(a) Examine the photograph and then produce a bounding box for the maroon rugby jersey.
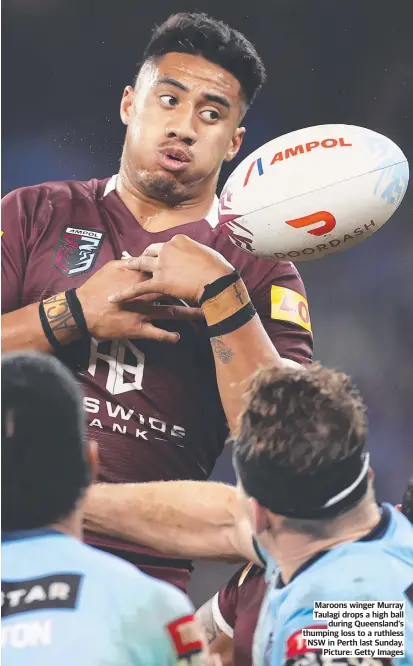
[1,176,313,589]
[213,563,266,666]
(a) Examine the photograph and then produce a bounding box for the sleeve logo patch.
[167,614,204,657]
[286,626,328,658]
[271,286,311,332]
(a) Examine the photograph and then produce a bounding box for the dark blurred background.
[3,0,413,606]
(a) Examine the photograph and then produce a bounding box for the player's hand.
[76,259,202,344]
[108,235,235,304]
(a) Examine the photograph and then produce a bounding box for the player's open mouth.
[158,147,192,172]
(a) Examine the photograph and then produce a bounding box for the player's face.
[120,52,246,204]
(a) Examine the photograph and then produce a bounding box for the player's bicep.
[252,263,313,365]
[1,189,31,313]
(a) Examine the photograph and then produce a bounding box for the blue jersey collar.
[276,504,391,588]
[2,527,66,543]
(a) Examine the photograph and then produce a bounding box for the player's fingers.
[108,278,160,303]
[126,255,157,273]
[147,305,204,321]
[141,243,164,257]
[138,322,180,344]
[131,292,164,303]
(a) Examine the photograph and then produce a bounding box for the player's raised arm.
[84,480,260,565]
[110,234,299,432]
[0,188,75,353]
[1,189,200,354]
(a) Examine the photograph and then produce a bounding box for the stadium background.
[3,0,412,607]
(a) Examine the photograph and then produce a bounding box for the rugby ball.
[218,124,409,260]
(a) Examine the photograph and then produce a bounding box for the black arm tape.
[207,301,256,337]
[200,270,241,305]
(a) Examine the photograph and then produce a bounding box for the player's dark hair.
[237,363,367,472]
[234,363,369,528]
[141,12,266,107]
[2,352,91,531]
[401,475,413,524]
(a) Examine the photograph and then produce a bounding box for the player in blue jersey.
[400,476,413,524]
[1,352,210,666]
[84,364,413,666]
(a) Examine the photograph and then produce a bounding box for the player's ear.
[120,86,135,126]
[87,439,99,482]
[224,127,246,162]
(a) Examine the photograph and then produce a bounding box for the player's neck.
[267,501,381,584]
[116,170,216,232]
[50,509,84,541]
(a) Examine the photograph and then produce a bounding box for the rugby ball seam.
[225,159,407,219]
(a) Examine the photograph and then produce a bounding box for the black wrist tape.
[65,289,89,339]
[200,270,241,305]
[207,302,257,337]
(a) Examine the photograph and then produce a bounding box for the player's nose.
[165,109,198,146]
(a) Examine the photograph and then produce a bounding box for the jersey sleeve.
[1,187,38,313]
[212,565,245,637]
[124,575,207,666]
[251,261,313,365]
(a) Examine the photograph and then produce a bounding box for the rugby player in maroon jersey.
[1,13,312,590]
[197,563,266,666]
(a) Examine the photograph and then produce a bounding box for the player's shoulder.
[2,177,109,209]
[288,508,413,607]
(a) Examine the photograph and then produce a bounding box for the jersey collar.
[276,504,391,588]
[2,527,66,543]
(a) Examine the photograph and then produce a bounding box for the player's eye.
[160,94,178,107]
[200,108,220,122]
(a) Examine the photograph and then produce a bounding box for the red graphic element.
[55,233,78,271]
[218,185,254,251]
[167,615,203,656]
[280,293,310,325]
[285,211,336,236]
[286,625,328,658]
[243,160,257,187]
[298,301,310,324]
[224,219,254,253]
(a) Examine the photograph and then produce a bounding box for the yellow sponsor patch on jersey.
[271,286,311,331]
[0,231,3,237]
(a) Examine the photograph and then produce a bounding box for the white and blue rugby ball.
[218,124,409,260]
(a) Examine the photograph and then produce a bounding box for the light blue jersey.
[2,528,203,666]
[253,504,413,666]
